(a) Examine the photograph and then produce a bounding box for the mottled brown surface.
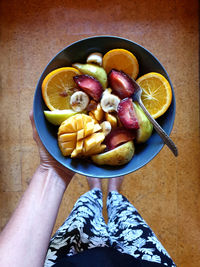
[0,0,199,266]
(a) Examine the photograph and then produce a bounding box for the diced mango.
[94,132,105,145]
[84,132,105,152]
[77,129,85,140]
[76,140,84,154]
[58,133,77,142]
[58,122,75,135]
[70,118,77,131]
[58,146,74,156]
[105,113,117,128]
[58,114,105,158]
[60,140,76,149]
[84,121,95,137]
[75,114,84,131]
[71,149,79,158]
[92,104,104,122]
[71,140,84,158]
[89,112,98,124]
[84,144,106,156]
[84,135,97,152]
[93,124,102,133]
[83,114,93,125]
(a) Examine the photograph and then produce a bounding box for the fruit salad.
[42,49,172,166]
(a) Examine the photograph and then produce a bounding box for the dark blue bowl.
[33,36,176,178]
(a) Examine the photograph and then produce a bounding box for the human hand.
[29,110,74,181]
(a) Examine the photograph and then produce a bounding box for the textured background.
[0,0,199,266]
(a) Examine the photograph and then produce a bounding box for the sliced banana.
[102,88,112,97]
[70,91,89,112]
[100,121,111,136]
[86,52,103,66]
[100,93,120,113]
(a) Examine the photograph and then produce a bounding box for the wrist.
[37,165,73,191]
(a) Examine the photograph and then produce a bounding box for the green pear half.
[133,102,153,143]
[73,63,107,89]
[44,110,77,125]
[91,141,134,166]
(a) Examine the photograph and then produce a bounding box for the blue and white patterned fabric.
[45,189,176,267]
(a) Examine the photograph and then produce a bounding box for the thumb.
[29,110,42,146]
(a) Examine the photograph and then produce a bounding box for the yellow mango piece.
[71,119,77,131]
[71,139,84,158]
[83,114,93,125]
[94,132,105,145]
[89,112,98,124]
[84,137,96,152]
[93,123,102,133]
[92,104,104,121]
[75,114,84,131]
[84,121,95,137]
[58,114,105,158]
[76,140,84,154]
[71,149,79,158]
[58,145,74,156]
[58,122,75,135]
[84,144,106,156]
[60,140,76,149]
[84,132,105,152]
[64,148,74,156]
[77,129,85,140]
[58,133,77,142]
[105,113,117,128]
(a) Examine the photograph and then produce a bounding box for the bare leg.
[45,178,108,266]
[106,177,176,266]
[87,177,102,190]
[108,176,124,193]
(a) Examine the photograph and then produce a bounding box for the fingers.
[29,110,75,178]
[29,109,34,121]
[29,110,41,144]
[29,110,36,131]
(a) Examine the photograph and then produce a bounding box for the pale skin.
[0,111,123,267]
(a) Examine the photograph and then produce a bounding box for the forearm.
[0,165,72,267]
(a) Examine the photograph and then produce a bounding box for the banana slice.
[70,91,89,112]
[102,88,112,97]
[86,52,103,66]
[100,121,111,136]
[100,93,120,113]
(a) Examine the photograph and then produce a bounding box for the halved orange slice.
[42,67,81,110]
[136,72,172,119]
[102,49,139,79]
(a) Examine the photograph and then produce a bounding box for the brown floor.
[0,0,199,266]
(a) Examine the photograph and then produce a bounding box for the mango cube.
[91,104,104,122]
[84,144,106,156]
[84,121,95,137]
[75,114,84,131]
[105,113,118,128]
[77,129,85,140]
[89,112,98,123]
[58,133,77,142]
[58,114,106,158]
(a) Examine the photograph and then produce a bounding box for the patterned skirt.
[45,189,176,267]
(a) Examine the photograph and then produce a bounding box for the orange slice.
[102,49,139,79]
[42,67,81,110]
[136,72,172,119]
